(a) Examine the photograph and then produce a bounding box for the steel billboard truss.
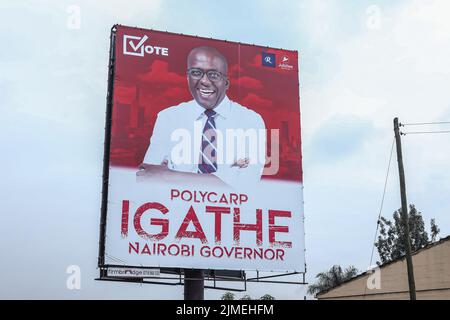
[97,24,307,292]
[97,265,307,292]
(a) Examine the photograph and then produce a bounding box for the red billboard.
[100,25,304,272]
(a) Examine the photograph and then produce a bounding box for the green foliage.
[220,292,235,300]
[375,204,440,264]
[431,218,440,242]
[220,292,276,300]
[259,294,275,300]
[307,265,359,296]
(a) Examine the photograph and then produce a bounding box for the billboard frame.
[97,24,307,289]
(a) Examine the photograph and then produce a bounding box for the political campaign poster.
[100,24,304,272]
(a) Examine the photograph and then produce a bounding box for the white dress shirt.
[143,96,266,187]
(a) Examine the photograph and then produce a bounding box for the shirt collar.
[194,95,231,120]
[213,95,231,119]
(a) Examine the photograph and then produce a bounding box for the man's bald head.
[187,46,228,74]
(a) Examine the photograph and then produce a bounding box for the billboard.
[99,25,304,273]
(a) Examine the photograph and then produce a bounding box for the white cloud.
[299,0,450,289]
[90,0,162,21]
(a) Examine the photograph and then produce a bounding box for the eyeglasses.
[187,68,227,82]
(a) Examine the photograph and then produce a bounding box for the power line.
[364,119,446,298]
[403,130,450,135]
[402,121,450,126]
[365,137,395,297]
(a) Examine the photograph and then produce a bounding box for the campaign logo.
[278,54,294,71]
[123,34,169,57]
[262,52,276,67]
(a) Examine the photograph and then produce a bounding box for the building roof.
[316,235,450,297]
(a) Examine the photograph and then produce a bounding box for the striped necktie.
[198,109,218,174]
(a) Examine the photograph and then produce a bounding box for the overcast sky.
[1,0,450,299]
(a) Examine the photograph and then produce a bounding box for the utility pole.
[393,117,417,300]
[184,269,204,300]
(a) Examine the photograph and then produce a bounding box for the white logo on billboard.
[278,55,294,71]
[123,34,169,57]
[264,56,272,64]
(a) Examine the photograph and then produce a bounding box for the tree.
[307,265,359,296]
[430,218,440,243]
[259,294,275,300]
[220,292,276,300]
[375,204,440,264]
[220,292,235,300]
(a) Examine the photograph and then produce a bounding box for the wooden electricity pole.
[393,117,417,300]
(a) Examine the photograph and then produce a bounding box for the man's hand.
[137,163,226,186]
[137,164,168,178]
[232,158,250,168]
[138,160,168,171]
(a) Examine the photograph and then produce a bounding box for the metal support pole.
[98,25,117,277]
[393,117,417,300]
[184,269,204,300]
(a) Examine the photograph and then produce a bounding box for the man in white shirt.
[139,46,266,188]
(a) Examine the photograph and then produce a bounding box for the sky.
[1,0,450,299]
